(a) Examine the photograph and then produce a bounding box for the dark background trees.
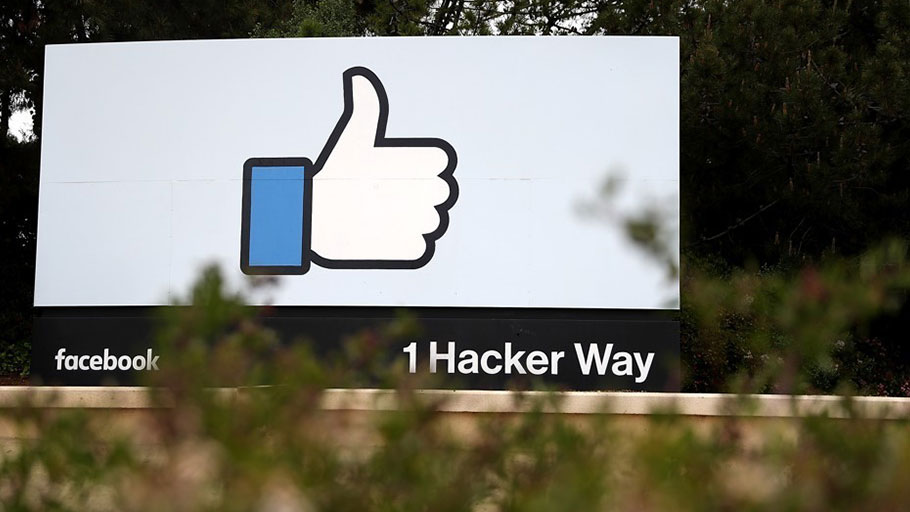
[2,0,909,393]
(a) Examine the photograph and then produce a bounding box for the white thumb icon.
[310,67,458,268]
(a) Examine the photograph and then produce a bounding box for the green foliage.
[673,0,910,265]
[684,240,910,394]
[256,0,366,38]
[2,268,910,511]
[0,141,37,376]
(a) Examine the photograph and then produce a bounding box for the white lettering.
[52,348,160,372]
[550,351,565,375]
[402,342,417,373]
[430,341,455,373]
[574,343,656,382]
[525,351,548,375]
[480,350,502,374]
[457,350,479,374]
[104,349,116,370]
[634,352,655,383]
[503,343,526,374]
[147,349,159,370]
[55,348,66,370]
[611,352,633,376]
[574,343,614,375]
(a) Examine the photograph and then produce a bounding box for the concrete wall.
[1,388,907,448]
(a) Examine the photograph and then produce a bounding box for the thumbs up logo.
[240,67,458,275]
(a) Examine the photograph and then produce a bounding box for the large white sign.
[35,36,679,309]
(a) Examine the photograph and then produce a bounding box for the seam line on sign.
[42,179,247,184]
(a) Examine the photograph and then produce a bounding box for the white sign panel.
[35,36,679,309]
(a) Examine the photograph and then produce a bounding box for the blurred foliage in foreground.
[586,173,910,395]
[1,267,910,511]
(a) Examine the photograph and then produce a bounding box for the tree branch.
[688,199,780,247]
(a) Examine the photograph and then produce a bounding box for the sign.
[33,36,680,390]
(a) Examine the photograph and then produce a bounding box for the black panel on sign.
[33,307,679,391]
